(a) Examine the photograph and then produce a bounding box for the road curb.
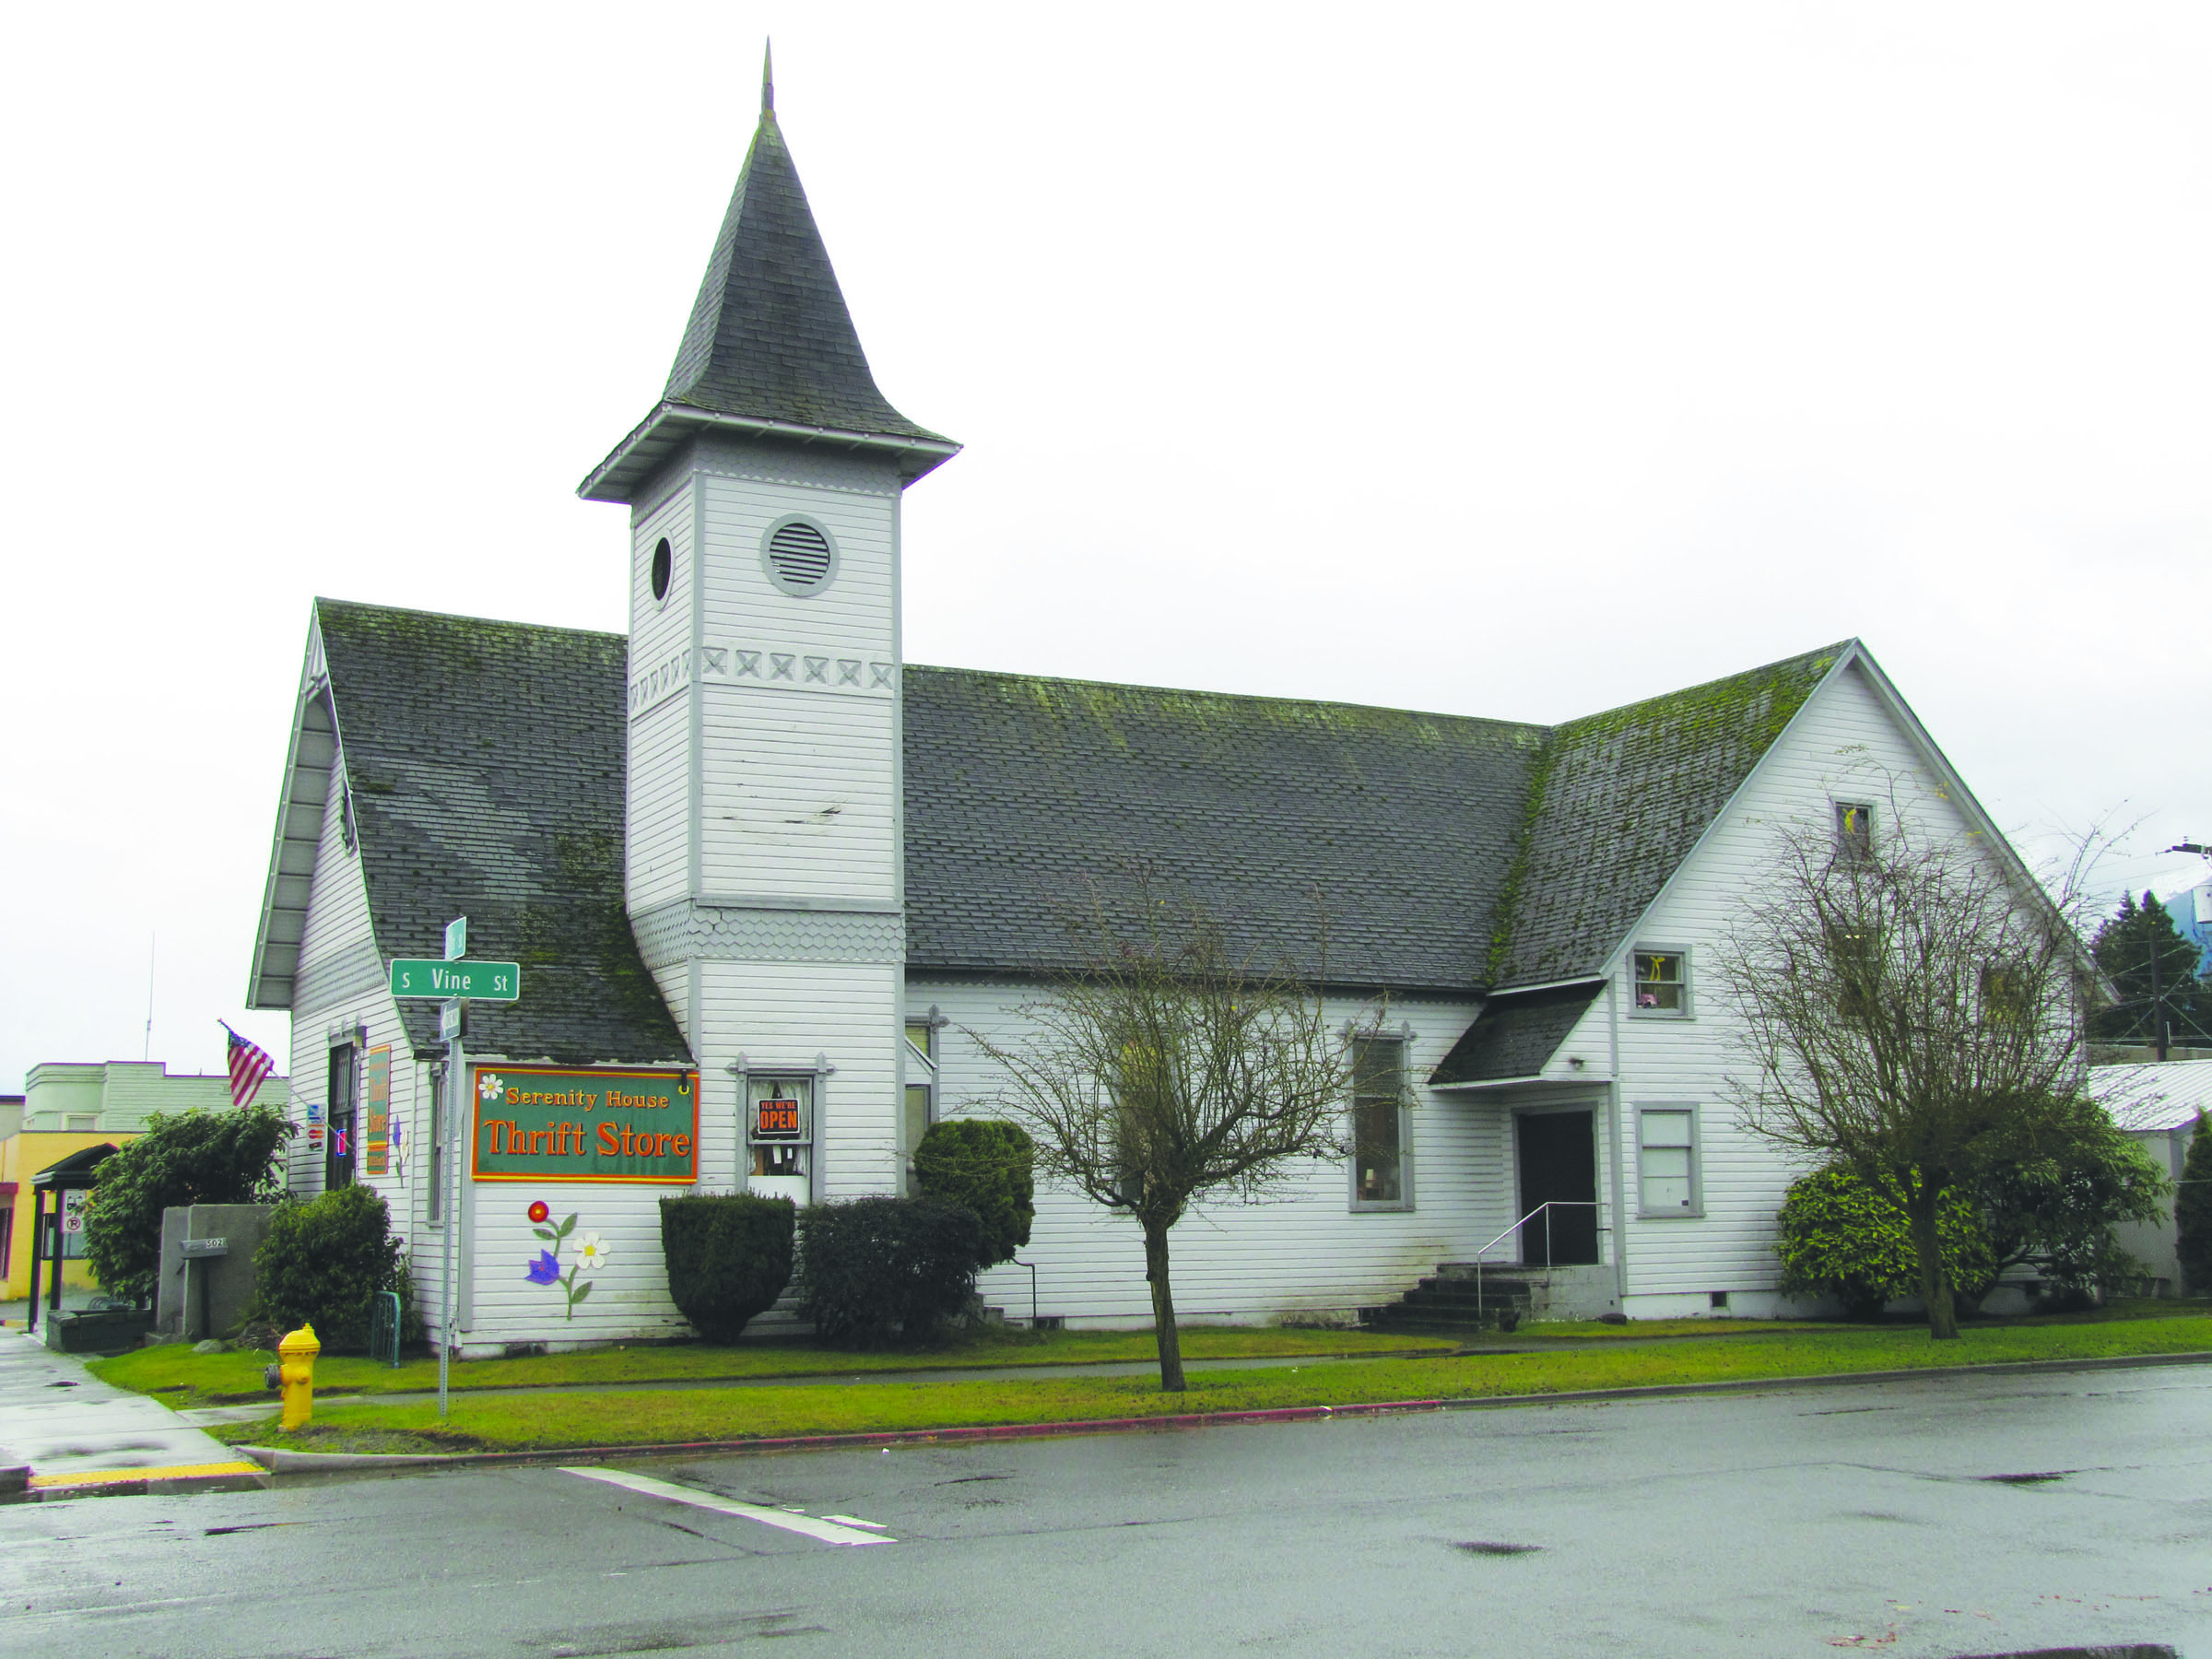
[227,1346,2212,1477]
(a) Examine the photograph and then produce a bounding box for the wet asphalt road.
[3,1363,2207,1659]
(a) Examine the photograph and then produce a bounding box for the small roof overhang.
[31,1144,120,1189]
[578,401,961,502]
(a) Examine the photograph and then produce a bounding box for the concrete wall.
[154,1205,276,1340]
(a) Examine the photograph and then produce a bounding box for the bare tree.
[966,896,1362,1390]
[1715,790,2094,1339]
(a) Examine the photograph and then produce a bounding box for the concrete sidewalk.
[0,1329,267,1500]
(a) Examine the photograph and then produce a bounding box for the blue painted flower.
[524,1249,561,1286]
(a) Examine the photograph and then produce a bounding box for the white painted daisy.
[571,1231,611,1272]
[477,1072,505,1101]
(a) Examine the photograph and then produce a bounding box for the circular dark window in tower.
[650,537,673,602]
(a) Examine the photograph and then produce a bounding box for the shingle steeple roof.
[579,52,957,501]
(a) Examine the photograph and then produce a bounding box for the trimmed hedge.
[798,1196,983,1347]
[252,1184,407,1352]
[659,1194,796,1343]
[912,1119,1035,1267]
[1774,1167,1995,1319]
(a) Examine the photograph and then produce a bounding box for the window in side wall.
[1637,1107,1700,1217]
[1836,799,1875,864]
[1632,949,1689,1017]
[904,1021,936,1167]
[1350,1036,1409,1209]
[325,1044,359,1191]
[427,1062,445,1223]
[1979,962,2029,1024]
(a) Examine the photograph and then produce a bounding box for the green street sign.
[389,959,522,1002]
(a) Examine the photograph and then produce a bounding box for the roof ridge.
[314,597,624,647]
[1554,639,1856,732]
[906,663,1549,735]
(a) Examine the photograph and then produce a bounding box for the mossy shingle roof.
[660,109,942,443]
[1487,644,1845,989]
[315,600,690,1067]
[304,600,1848,1065]
[901,667,1547,989]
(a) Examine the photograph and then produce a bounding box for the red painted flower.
[527,1201,550,1224]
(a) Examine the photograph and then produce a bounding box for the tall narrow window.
[747,1074,814,1180]
[904,1021,935,1166]
[326,1045,359,1191]
[427,1062,445,1223]
[1638,1108,1700,1216]
[1350,1037,1406,1207]
[1836,800,1875,864]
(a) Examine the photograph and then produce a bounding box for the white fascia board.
[1594,641,1864,983]
[245,609,341,1009]
[578,404,961,501]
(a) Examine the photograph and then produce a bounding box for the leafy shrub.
[798,1196,983,1347]
[2179,1112,2212,1294]
[659,1194,795,1342]
[83,1103,294,1304]
[252,1184,406,1352]
[1775,1167,1995,1319]
[912,1119,1035,1267]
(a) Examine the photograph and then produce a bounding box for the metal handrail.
[1470,1202,1607,1324]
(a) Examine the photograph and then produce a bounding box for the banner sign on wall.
[363,1046,392,1175]
[470,1065,699,1184]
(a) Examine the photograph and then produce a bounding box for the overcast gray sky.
[3,3,2207,1092]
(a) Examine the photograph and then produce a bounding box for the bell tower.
[580,50,957,1205]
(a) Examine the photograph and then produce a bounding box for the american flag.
[223,1024,276,1108]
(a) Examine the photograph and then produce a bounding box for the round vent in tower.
[650,537,672,602]
[762,517,838,595]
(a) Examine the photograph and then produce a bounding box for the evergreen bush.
[798,1196,983,1347]
[1775,1166,1995,1319]
[252,1184,407,1352]
[912,1119,1035,1267]
[81,1102,294,1304]
[658,1194,796,1343]
[2177,1112,2212,1295]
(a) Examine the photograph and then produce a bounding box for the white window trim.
[1347,1030,1415,1214]
[729,1053,836,1204]
[1630,944,1694,1020]
[1634,1101,1704,1219]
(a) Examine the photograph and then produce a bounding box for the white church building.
[248,74,2035,1354]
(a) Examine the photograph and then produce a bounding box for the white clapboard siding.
[629,484,693,680]
[697,690,897,900]
[288,748,425,1320]
[626,698,690,912]
[698,469,896,659]
[453,1147,698,1351]
[700,960,903,1201]
[924,981,1509,1325]
[1531,658,2006,1316]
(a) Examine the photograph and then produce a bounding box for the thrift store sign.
[470,1065,699,1184]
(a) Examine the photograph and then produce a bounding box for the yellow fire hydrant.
[278,1323,321,1430]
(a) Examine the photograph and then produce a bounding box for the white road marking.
[821,1514,888,1529]
[559,1466,894,1546]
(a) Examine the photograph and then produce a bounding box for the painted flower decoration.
[522,1210,595,1319]
[571,1232,610,1273]
[527,1201,550,1224]
[478,1072,505,1101]
[524,1249,561,1287]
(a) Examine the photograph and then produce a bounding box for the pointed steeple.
[582,53,955,501]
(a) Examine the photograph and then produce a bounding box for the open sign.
[755,1098,802,1139]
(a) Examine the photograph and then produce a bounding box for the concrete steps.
[1359,1268,1535,1335]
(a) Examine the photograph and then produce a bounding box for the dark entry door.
[1516,1111,1598,1265]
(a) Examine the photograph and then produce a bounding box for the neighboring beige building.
[1,1062,288,1301]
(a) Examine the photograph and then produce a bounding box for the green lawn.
[214,1312,2212,1457]
[88,1324,1458,1405]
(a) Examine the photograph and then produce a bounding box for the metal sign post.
[438,918,468,1419]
